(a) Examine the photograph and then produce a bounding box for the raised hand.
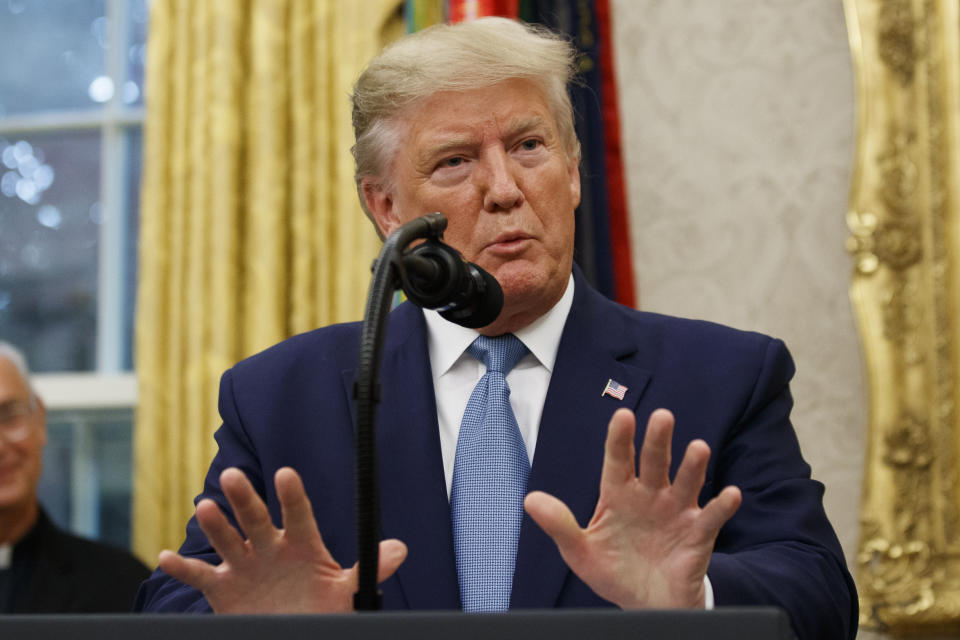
[158,466,407,613]
[524,408,741,609]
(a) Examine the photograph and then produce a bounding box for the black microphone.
[399,239,503,329]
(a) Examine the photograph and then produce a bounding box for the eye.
[519,139,540,151]
[440,156,464,168]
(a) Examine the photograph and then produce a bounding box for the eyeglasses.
[0,400,36,443]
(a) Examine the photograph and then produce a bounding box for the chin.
[0,487,29,509]
[494,268,545,301]
[495,265,565,315]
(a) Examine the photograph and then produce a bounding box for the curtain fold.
[133,0,401,563]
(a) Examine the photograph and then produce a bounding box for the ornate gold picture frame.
[845,0,960,632]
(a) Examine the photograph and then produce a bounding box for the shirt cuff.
[703,574,715,610]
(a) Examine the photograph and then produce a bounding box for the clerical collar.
[0,545,10,569]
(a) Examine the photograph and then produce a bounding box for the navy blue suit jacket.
[136,271,856,639]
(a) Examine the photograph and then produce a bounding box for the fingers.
[158,549,217,591]
[377,539,408,583]
[525,491,584,554]
[638,409,674,488]
[671,440,711,505]
[195,498,247,562]
[275,468,320,543]
[221,467,277,550]
[599,408,638,489]
[275,467,340,567]
[698,485,742,539]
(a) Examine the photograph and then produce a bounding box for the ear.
[362,178,401,238]
[568,158,582,209]
[34,395,47,446]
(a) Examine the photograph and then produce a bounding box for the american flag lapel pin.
[601,378,628,400]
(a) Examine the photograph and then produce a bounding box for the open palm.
[159,467,407,613]
[525,408,741,609]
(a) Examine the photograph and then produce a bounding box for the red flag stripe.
[595,0,636,308]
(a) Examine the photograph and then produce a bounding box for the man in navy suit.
[137,17,856,639]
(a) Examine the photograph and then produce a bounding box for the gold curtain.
[845,0,960,632]
[133,0,403,564]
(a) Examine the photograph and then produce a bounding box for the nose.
[479,148,523,212]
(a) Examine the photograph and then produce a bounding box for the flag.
[602,379,627,400]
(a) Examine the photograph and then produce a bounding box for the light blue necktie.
[451,334,530,612]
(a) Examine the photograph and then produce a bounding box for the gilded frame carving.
[845,0,960,632]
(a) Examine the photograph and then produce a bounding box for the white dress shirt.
[424,274,575,497]
[421,272,714,609]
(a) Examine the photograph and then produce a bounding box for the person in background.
[0,341,150,613]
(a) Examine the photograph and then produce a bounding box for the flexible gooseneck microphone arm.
[353,212,502,611]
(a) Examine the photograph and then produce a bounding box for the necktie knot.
[467,334,528,375]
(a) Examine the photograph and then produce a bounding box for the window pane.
[125,0,149,108]
[37,420,73,527]
[0,131,101,372]
[0,1,107,116]
[38,409,135,550]
[94,417,135,548]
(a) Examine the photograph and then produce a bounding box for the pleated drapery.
[133,0,401,563]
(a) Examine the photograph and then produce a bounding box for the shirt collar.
[423,273,575,376]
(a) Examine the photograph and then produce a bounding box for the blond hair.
[351,17,580,211]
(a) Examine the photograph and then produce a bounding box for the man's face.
[0,357,45,511]
[365,78,581,334]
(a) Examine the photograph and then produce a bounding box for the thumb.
[377,538,408,583]
[525,491,584,555]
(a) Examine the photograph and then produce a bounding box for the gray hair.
[351,17,581,212]
[0,341,37,408]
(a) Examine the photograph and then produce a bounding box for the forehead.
[0,356,30,402]
[399,78,558,148]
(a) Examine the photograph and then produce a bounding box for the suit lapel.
[341,304,460,609]
[511,274,652,608]
[339,274,657,610]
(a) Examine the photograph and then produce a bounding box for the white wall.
[611,0,866,582]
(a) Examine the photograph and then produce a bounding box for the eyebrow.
[421,116,549,161]
[504,116,547,139]
[422,135,481,161]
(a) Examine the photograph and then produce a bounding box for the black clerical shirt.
[0,508,149,613]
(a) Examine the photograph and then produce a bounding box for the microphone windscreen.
[439,263,503,329]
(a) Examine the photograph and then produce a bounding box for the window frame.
[0,0,147,543]
[0,0,144,375]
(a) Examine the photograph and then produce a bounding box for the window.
[0,0,147,548]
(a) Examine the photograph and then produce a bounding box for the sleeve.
[706,338,858,640]
[134,368,261,613]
